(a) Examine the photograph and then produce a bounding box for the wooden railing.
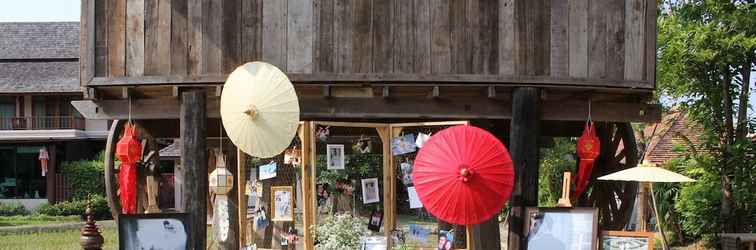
[0,116,85,130]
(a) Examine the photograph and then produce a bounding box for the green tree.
[657,0,755,234]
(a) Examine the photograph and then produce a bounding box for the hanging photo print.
[367,210,383,231]
[271,186,294,222]
[352,136,372,154]
[415,132,431,148]
[326,144,345,170]
[259,161,277,180]
[400,161,414,185]
[391,134,417,155]
[316,126,330,141]
[284,147,302,166]
[407,187,423,209]
[438,229,454,250]
[409,224,430,242]
[361,178,380,204]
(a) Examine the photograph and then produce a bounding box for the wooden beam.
[237,148,248,248]
[86,73,653,90]
[180,89,208,250]
[508,87,541,250]
[72,98,661,122]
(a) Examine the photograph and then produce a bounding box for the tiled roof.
[0,22,79,60]
[642,111,703,164]
[0,22,81,93]
[0,61,80,93]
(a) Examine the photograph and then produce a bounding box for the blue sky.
[0,0,79,22]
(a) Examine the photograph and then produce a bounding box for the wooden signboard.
[601,231,655,250]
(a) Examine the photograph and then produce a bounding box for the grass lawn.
[0,215,81,227]
[0,227,119,250]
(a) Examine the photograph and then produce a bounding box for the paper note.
[407,187,423,209]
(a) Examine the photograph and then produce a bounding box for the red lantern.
[39,147,49,177]
[574,121,600,198]
[116,123,142,214]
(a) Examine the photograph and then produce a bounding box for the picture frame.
[600,230,655,250]
[118,213,190,250]
[524,207,599,250]
[361,178,380,204]
[326,144,345,170]
[271,186,294,222]
[367,209,383,232]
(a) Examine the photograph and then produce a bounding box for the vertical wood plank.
[236,148,248,248]
[188,0,204,76]
[568,0,588,78]
[205,0,223,74]
[351,0,372,73]
[180,89,208,250]
[477,0,498,74]
[498,0,515,75]
[241,0,262,62]
[156,0,172,74]
[108,0,126,77]
[144,0,159,75]
[94,0,109,77]
[171,0,188,75]
[287,0,314,73]
[81,0,95,86]
[414,0,431,74]
[393,0,412,73]
[467,0,482,74]
[262,0,287,70]
[372,0,393,73]
[125,0,145,76]
[536,0,551,76]
[334,0,353,73]
[624,0,644,81]
[450,0,468,73]
[514,0,529,75]
[222,0,241,74]
[550,0,569,78]
[588,0,606,78]
[300,123,314,249]
[606,0,625,80]
[316,0,335,73]
[644,0,656,87]
[431,0,451,74]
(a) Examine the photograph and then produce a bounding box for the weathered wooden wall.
[84,0,656,89]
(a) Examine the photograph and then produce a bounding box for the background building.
[0,22,107,209]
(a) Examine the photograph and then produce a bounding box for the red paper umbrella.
[412,125,514,225]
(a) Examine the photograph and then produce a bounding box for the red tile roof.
[642,110,703,164]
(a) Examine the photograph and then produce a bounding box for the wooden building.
[74,0,661,249]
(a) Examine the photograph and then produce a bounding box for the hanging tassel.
[574,121,600,198]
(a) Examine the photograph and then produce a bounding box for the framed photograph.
[361,178,380,204]
[258,161,277,180]
[601,230,654,250]
[524,207,599,250]
[367,210,383,232]
[361,236,387,250]
[271,186,294,221]
[326,144,345,170]
[119,213,190,250]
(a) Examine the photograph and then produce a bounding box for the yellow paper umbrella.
[597,162,695,250]
[221,62,300,158]
[597,162,696,183]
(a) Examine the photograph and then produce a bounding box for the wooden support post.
[299,123,314,249]
[508,87,541,250]
[180,89,208,250]
[237,148,248,248]
[638,182,648,231]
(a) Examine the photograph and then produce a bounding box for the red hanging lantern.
[574,121,600,198]
[116,123,142,214]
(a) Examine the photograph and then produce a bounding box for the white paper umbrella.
[597,163,696,183]
[221,62,300,158]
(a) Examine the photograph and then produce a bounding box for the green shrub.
[34,195,111,220]
[61,151,106,200]
[0,202,29,216]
